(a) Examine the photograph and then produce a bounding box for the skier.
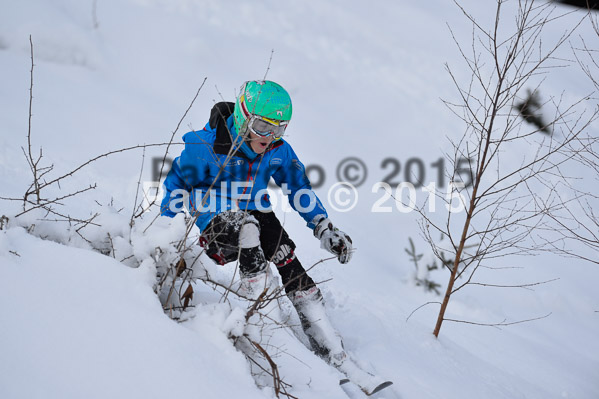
[160,80,354,368]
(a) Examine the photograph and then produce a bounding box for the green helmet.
[233,80,293,137]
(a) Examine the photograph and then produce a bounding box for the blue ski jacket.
[160,102,328,232]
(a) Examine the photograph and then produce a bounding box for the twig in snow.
[24,35,42,207]
[134,78,208,217]
[130,146,146,230]
[406,302,443,323]
[445,312,553,329]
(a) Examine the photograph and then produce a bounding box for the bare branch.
[445,312,552,328]
[424,0,591,338]
[406,302,442,323]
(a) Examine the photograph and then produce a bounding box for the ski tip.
[339,378,351,385]
[366,381,393,396]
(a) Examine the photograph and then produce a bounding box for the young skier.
[160,81,391,393]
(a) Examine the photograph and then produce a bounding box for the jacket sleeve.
[160,158,186,217]
[178,125,213,188]
[271,143,328,229]
[160,125,212,217]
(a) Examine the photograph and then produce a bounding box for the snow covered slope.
[1,0,598,398]
[0,227,264,399]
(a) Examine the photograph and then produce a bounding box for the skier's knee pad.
[238,223,267,277]
[201,211,261,265]
[239,223,261,249]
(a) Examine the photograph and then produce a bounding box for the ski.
[368,381,394,396]
[340,378,393,396]
[336,357,393,396]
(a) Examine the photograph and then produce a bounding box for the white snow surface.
[1,1,599,398]
[0,227,261,399]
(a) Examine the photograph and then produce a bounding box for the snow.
[1,0,599,398]
[0,227,261,399]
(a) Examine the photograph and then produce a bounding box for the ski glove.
[313,217,353,264]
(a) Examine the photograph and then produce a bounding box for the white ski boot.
[289,286,348,366]
[290,286,392,396]
[239,270,272,300]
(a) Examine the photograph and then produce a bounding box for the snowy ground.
[1,1,599,398]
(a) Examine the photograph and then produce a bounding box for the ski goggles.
[246,114,288,139]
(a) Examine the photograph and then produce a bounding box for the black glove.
[313,217,353,264]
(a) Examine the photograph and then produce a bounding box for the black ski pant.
[201,210,317,295]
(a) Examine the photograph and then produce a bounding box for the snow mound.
[0,226,263,399]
